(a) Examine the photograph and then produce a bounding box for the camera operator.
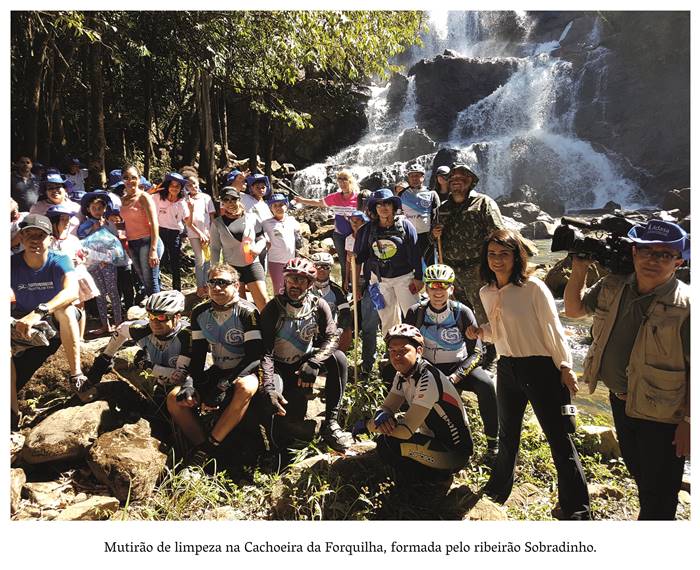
[564,220,690,520]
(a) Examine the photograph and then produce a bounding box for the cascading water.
[294,10,644,211]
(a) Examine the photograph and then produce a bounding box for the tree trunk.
[250,102,260,174]
[197,70,217,197]
[143,57,154,179]
[87,14,106,187]
[264,117,275,180]
[218,86,230,169]
[23,20,50,160]
[181,111,199,167]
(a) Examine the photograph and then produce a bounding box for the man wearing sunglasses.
[404,264,499,464]
[309,252,352,352]
[83,290,192,402]
[260,257,353,453]
[564,220,690,520]
[168,264,263,468]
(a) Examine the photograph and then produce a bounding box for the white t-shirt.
[154,194,189,231]
[262,215,300,264]
[64,169,89,192]
[185,192,216,238]
[241,193,273,223]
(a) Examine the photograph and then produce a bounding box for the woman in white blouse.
[153,172,189,291]
[467,228,590,520]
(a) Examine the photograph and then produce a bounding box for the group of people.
[10,155,690,520]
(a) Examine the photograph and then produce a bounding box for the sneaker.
[188,444,218,474]
[71,373,90,393]
[319,419,353,452]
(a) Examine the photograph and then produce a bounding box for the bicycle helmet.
[144,290,185,315]
[310,252,334,267]
[283,257,317,280]
[423,264,456,284]
[385,324,424,347]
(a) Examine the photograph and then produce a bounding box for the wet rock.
[54,495,120,521]
[11,468,25,514]
[410,54,518,140]
[464,496,508,520]
[386,73,409,118]
[521,220,558,239]
[661,188,690,217]
[578,425,622,460]
[359,170,395,192]
[392,127,438,163]
[87,418,167,502]
[22,400,115,464]
[500,202,543,224]
[544,257,608,298]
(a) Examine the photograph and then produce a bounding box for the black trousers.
[159,227,182,291]
[487,356,590,519]
[609,393,685,520]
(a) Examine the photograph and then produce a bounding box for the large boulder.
[544,257,608,298]
[392,127,438,163]
[464,496,508,521]
[578,425,622,460]
[22,401,116,464]
[23,480,76,510]
[11,468,25,514]
[520,220,558,239]
[409,53,518,141]
[500,202,543,224]
[54,496,120,521]
[661,188,690,218]
[386,73,409,118]
[87,418,167,502]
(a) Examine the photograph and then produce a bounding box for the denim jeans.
[159,228,183,291]
[128,236,164,296]
[332,231,349,287]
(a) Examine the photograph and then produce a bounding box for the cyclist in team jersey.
[309,252,352,351]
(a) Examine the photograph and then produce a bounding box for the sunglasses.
[337,177,349,181]
[314,264,332,270]
[147,312,171,322]
[208,278,234,288]
[221,196,239,203]
[426,282,450,290]
[636,248,681,262]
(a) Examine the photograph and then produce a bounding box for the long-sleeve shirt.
[479,276,572,370]
[353,216,422,280]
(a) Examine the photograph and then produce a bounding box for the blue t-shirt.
[11,251,75,318]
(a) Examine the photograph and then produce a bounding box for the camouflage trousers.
[451,263,488,326]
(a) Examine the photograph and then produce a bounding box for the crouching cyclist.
[309,252,352,351]
[83,290,192,405]
[404,264,499,463]
[167,264,262,467]
[260,257,353,452]
[353,324,473,483]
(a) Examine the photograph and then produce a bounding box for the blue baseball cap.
[349,210,369,222]
[268,193,289,205]
[108,169,124,189]
[46,173,66,185]
[139,176,153,191]
[628,220,690,260]
[46,204,78,218]
[226,169,244,182]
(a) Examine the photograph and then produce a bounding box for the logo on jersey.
[168,355,179,368]
[224,328,244,345]
[418,197,432,209]
[371,239,398,260]
[440,328,463,344]
[299,322,318,342]
[408,450,435,464]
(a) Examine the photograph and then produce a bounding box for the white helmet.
[145,290,185,315]
[311,252,334,267]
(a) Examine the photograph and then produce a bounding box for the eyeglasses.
[635,248,681,262]
[426,281,450,290]
[208,278,234,288]
[147,312,171,322]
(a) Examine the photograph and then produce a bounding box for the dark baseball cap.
[221,187,241,200]
[19,214,52,234]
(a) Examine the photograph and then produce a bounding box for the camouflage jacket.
[434,192,505,265]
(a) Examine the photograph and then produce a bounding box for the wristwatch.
[35,303,50,317]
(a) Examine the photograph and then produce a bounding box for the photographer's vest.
[583,274,689,424]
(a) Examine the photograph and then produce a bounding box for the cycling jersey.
[310,279,351,331]
[389,358,470,449]
[102,319,192,386]
[189,299,262,385]
[397,186,440,235]
[404,300,482,379]
[260,293,338,388]
[354,216,422,280]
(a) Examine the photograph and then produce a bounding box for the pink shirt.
[323,191,358,236]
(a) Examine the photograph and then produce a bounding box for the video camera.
[550,214,636,274]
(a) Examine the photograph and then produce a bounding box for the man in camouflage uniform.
[431,165,505,325]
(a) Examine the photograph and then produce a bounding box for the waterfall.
[293,11,644,209]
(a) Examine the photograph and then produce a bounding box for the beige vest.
[583,274,689,424]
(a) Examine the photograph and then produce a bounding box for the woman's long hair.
[479,228,532,286]
[336,169,360,194]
